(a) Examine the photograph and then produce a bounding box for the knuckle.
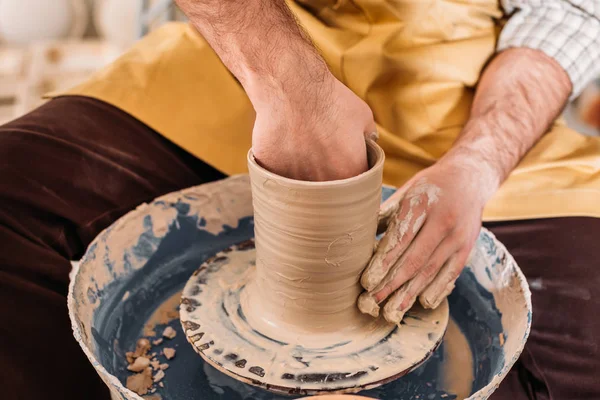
[439,212,457,232]
[421,262,439,280]
[403,256,424,278]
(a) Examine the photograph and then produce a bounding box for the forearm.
[175,0,329,106]
[442,48,572,202]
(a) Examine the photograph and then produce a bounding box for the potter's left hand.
[357,154,497,324]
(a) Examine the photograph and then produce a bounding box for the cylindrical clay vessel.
[243,140,385,344]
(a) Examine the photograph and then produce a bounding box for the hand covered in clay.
[251,72,376,181]
[358,156,496,324]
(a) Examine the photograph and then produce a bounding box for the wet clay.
[124,333,178,394]
[143,290,181,337]
[242,140,386,341]
[178,142,449,394]
[69,169,531,399]
[126,367,153,395]
[124,290,181,397]
[180,243,448,393]
[359,178,442,319]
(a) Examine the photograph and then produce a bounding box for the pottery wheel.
[180,239,449,395]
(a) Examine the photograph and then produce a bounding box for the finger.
[419,247,470,309]
[357,291,381,317]
[377,199,400,235]
[381,237,459,324]
[371,215,452,303]
[361,194,427,292]
[358,197,423,317]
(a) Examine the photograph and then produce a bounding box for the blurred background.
[0,0,187,125]
[0,0,599,133]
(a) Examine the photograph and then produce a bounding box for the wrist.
[242,50,332,110]
[440,121,505,206]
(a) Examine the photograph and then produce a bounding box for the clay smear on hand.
[358,178,441,319]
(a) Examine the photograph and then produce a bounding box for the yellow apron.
[50,0,600,222]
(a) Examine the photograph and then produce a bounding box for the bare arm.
[358,0,600,322]
[175,0,375,181]
[175,0,325,105]
[444,47,573,203]
[359,48,573,323]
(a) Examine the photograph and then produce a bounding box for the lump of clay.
[163,347,176,360]
[150,359,160,370]
[134,338,151,357]
[162,326,176,339]
[126,367,153,395]
[127,356,150,372]
[153,369,165,383]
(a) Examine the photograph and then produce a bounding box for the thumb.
[377,175,419,234]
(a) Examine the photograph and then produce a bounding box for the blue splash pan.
[68,175,531,400]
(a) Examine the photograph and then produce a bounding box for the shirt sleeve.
[498,0,600,98]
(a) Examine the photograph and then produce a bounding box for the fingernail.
[421,282,455,309]
[368,131,379,141]
[357,292,380,317]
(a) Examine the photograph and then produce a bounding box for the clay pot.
[244,140,385,342]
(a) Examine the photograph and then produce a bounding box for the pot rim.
[247,139,385,188]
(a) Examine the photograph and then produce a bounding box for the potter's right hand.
[250,72,376,181]
[177,0,374,181]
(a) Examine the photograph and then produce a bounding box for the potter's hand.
[358,156,494,324]
[356,48,571,324]
[176,0,374,181]
[251,72,376,181]
[357,48,571,324]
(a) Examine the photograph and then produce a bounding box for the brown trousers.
[0,97,598,399]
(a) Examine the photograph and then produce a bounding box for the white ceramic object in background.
[93,0,143,48]
[93,0,184,48]
[0,0,88,44]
